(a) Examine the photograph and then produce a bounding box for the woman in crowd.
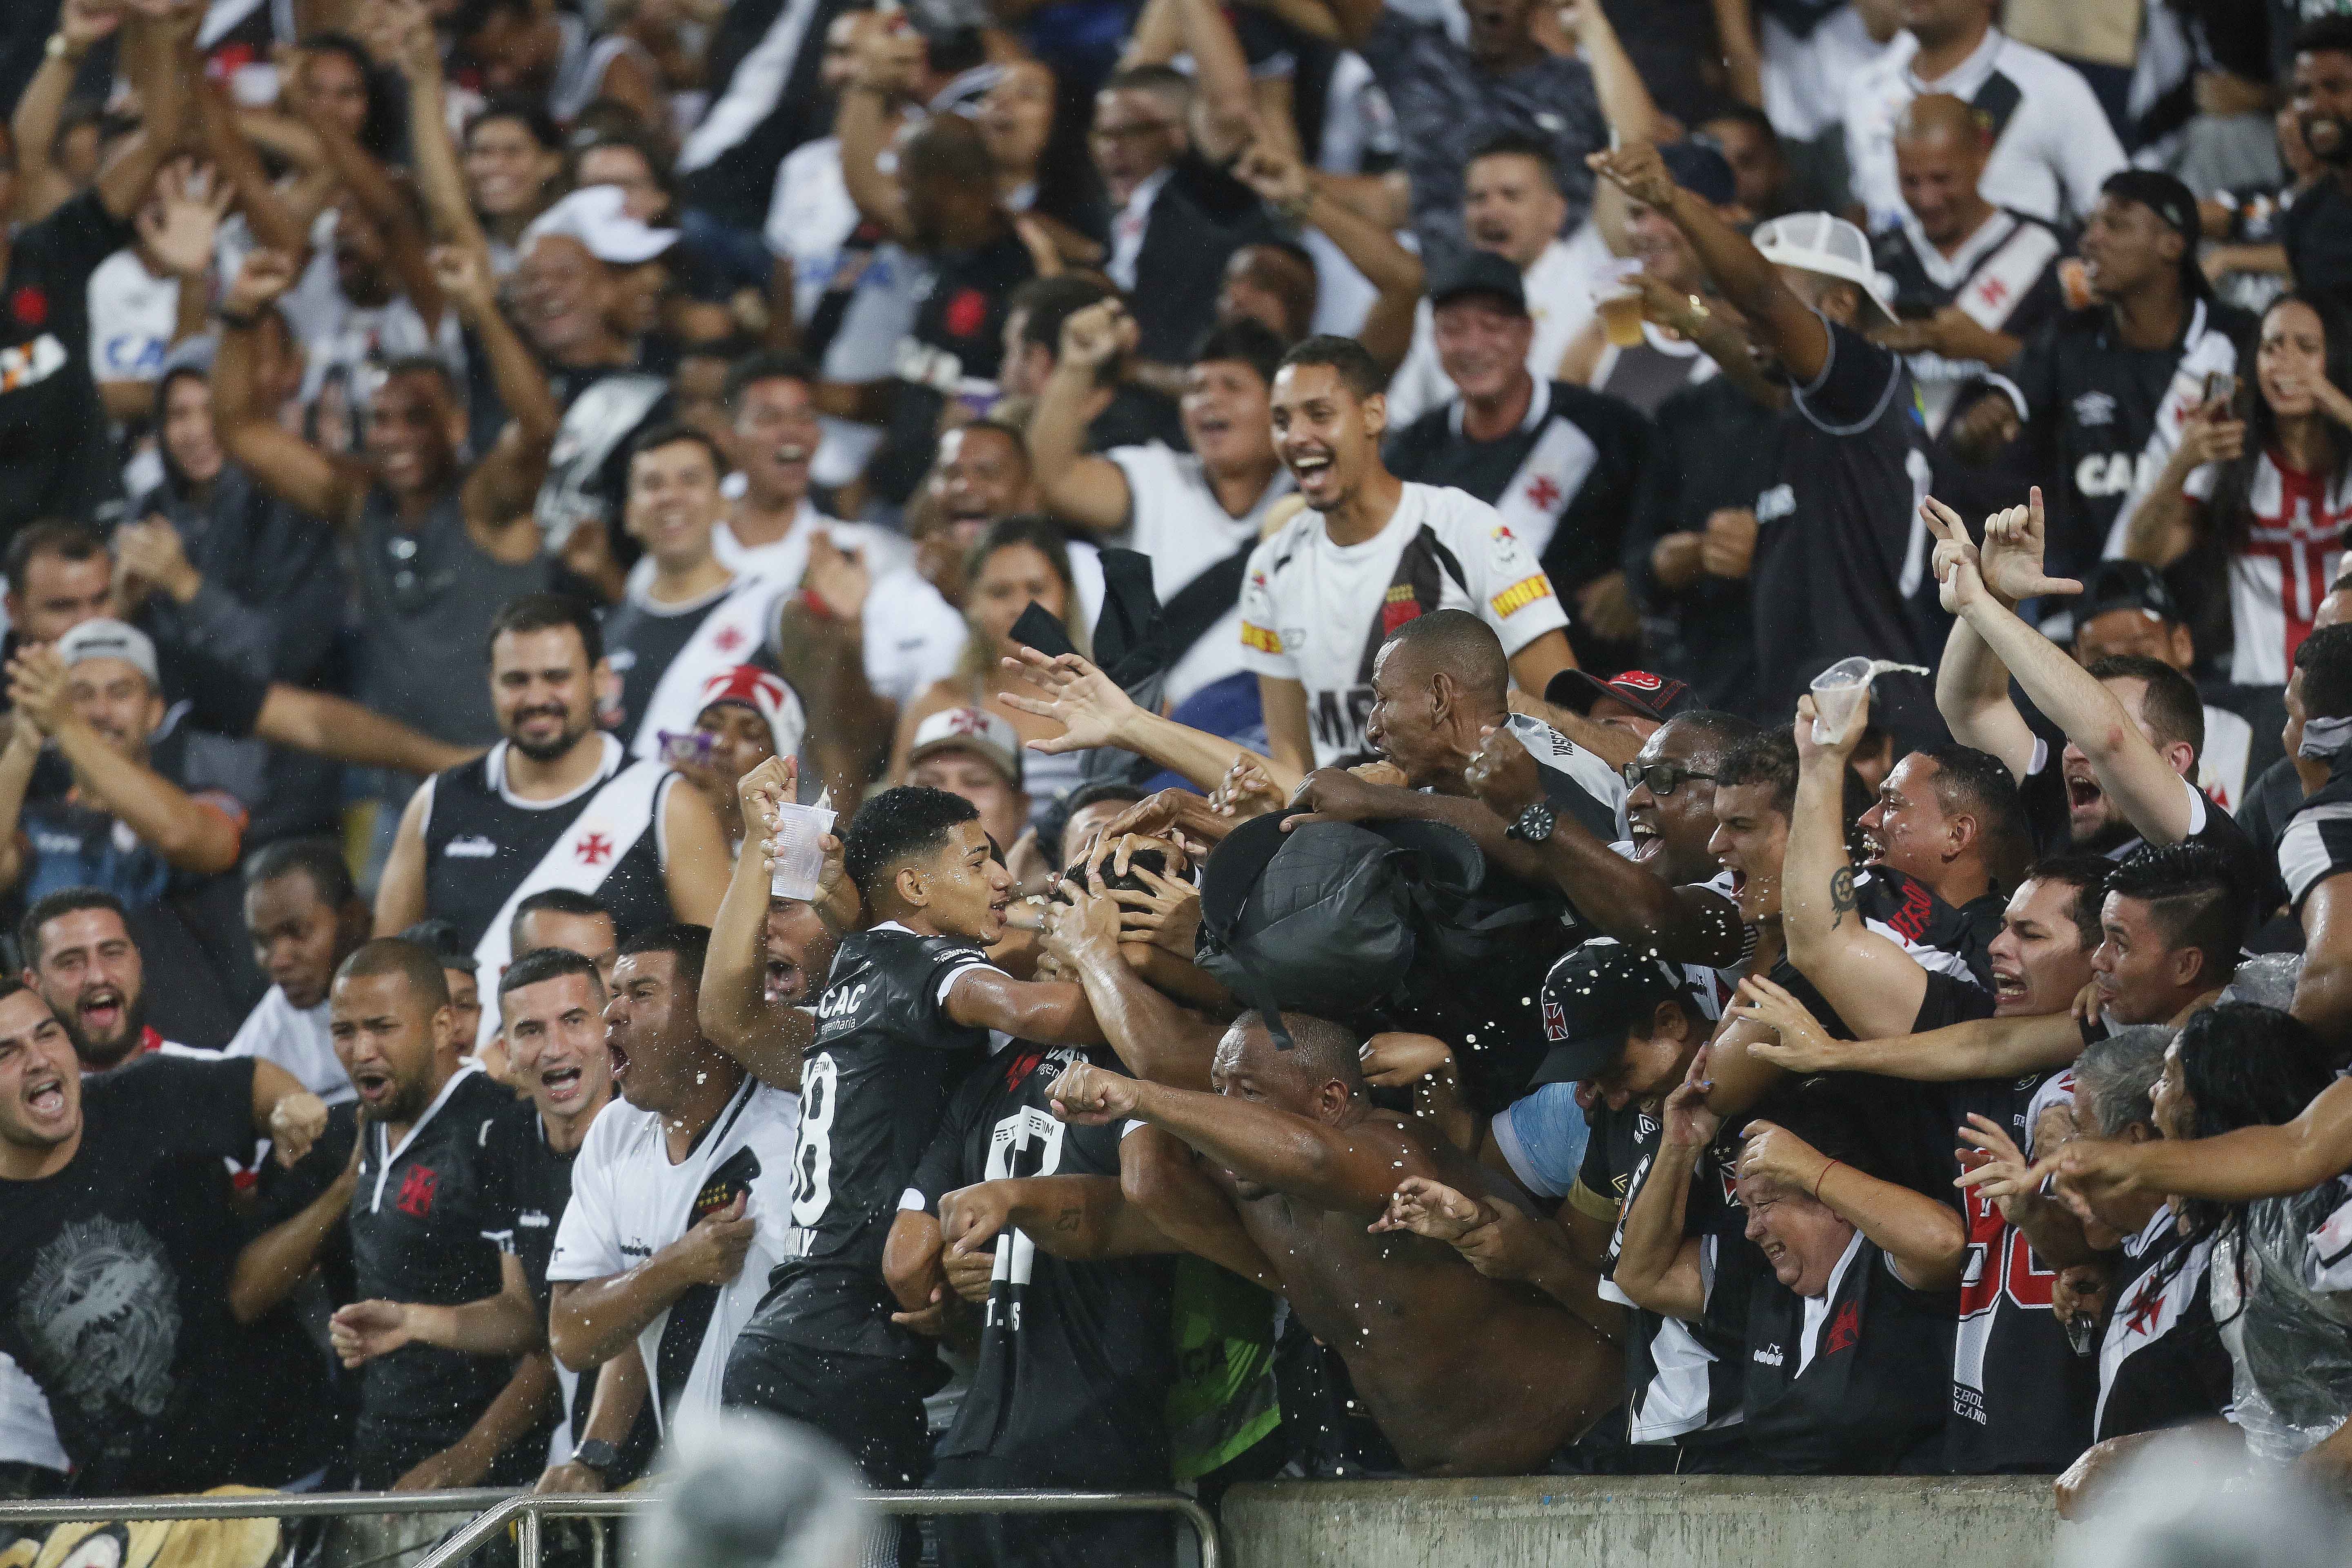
[2125,292,2352,685]
[889,516,1091,815]
[1614,1054,1965,1474]
[663,666,796,857]
[459,99,566,275]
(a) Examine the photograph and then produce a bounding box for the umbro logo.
[444,836,498,858]
[2072,391,2116,428]
[1755,484,1796,523]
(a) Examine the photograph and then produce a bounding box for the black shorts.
[719,1331,935,1491]
[925,1455,1174,1568]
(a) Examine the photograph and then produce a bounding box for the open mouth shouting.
[1627,816,1663,864]
[539,1060,586,1106]
[76,986,125,1043]
[1990,962,2030,1010]
[351,1065,397,1107]
[2064,769,2107,822]
[607,1036,632,1085]
[765,956,804,1005]
[21,1069,67,1127]
[1285,447,1336,501]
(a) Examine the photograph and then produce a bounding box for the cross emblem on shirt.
[1976,276,2010,310]
[714,625,746,654]
[576,832,615,866]
[1525,475,1562,510]
[2122,1278,2163,1337]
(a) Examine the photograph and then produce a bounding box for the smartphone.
[2203,370,2238,410]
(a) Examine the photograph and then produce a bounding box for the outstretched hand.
[1918,495,1993,615]
[998,648,1134,753]
[1978,487,2081,602]
[1369,1176,1487,1241]
[1735,973,1844,1074]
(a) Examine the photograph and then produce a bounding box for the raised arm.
[945,966,1104,1047]
[293,76,443,328]
[1610,1058,1713,1319]
[0,718,44,893]
[196,79,310,257]
[1234,145,1426,372]
[1738,1118,1967,1290]
[1462,724,1744,966]
[1590,139,1827,387]
[1170,0,1257,161]
[835,23,922,243]
[11,0,119,223]
[659,778,731,927]
[698,757,824,1092]
[1780,693,1932,1039]
[232,1143,358,1323]
[2045,1075,2352,1208]
[390,0,489,253]
[2123,407,2234,569]
[1029,303,1138,534]
[1561,0,1659,147]
[329,1252,544,1365]
[1050,1059,1436,1216]
[1922,493,2071,778]
[1737,969,2082,1080]
[95,4,198,224]
[1001,648,1303,797]
[439,245,556,542]
[1940,505,2194,843]
[213,251,368,526]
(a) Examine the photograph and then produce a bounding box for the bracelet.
[1813,1158,1840,1203]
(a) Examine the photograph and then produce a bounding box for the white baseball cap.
[1752,212,1897,325]
[522,184,679,266]
[908,706,1024,788]
[56,618,159,688]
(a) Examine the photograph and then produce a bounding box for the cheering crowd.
[12,0,2352,1559]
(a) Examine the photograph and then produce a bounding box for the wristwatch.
[570,1438,620,1477]
[1505,801,1555,844]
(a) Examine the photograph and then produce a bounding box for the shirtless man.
[1045,1011,1621,1476]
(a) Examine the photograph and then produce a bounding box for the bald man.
[1047,1013,1622,1474]
[1870,94,2070,436]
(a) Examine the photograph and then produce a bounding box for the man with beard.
[0,980,335,1496]
[20,891,194,1071]
[214,247,555,751]
[2283,18,2352,315]
[226,839,373,1104]
[375,594,730,1051]
[1049,1014,1622,1474]
[230,939,554,1542]
[328,946,628,1489]
[1384,253,1651,675]
[1240,336,1576,772]
[1930,494,2272,910]
[1586,143,1942,749]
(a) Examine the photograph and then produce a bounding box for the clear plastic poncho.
[2211,1177,2352,1465]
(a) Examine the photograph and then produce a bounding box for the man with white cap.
[601,424,806,763]
[1591,143,1944,750]
[0,620,245,911]
[906,707,1030,851]
[517,184,683,598]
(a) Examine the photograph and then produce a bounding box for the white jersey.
[763,137,861,327]
[546,1076,800,1431]
[223,985,352,1105]
[861,567,969,709]
[2202,704,2253,816]
[1385,228,1610,428]
[1844,29,2125,233]
[1107,443,1294,708]
[1238,482,1570,766]
[86,250,179,386]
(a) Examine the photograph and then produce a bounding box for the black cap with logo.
[1531,939,1701,1087]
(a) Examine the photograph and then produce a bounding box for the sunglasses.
[1621,762,1715,796]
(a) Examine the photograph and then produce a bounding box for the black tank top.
[420,734,675,955]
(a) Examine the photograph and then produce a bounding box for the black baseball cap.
[2076,559,2185,632]
[1428,250,1528,315]
[1545,668,1697,724]
[1663,139,1737,209]
[2100,169,2209,298]
[1531,940,1699,1087]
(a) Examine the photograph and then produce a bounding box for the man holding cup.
[1590,142,1944,752]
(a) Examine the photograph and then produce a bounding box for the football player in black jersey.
[1050,1011,1622,1475]
[722,787,1104,1540]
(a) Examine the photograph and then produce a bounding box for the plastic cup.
[768,802,838,901]
[1808,657,1875,746]
[1591,257,1646,348]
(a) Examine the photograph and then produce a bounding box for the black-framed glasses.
[1621,762,1715,796]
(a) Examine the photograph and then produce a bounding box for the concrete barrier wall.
[1221,1474,2058,1568]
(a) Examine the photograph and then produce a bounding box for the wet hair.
[616,922,711,992]
[511,889,612,957]
[499,944,604,1000]
[2295,622,2352,721]
[1190,314,1287,389]
[1660,709,1762,770]
[2021,854,2116,950]
[1277,334,1385,401]
[1009,275,1120,386]
[722,349,819,409]
[2085,654,2205,762]
[1383,607,1508,710]
[1468,131,1563,193]
[1235,1008,1363,1089]
[246,837,358,911]
[626,420,727,478]
[1714,730,1799,818]
[2103,841,2249,987]
[1049,780,1147,865]
[18,889,129,971]
[4,519,106,590]
[843,786,981,904]
[2073,1025,2171,1137]
[487,592,604,668]
[336,937,453,1007]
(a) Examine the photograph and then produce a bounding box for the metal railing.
[0,1486,1222,1568]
